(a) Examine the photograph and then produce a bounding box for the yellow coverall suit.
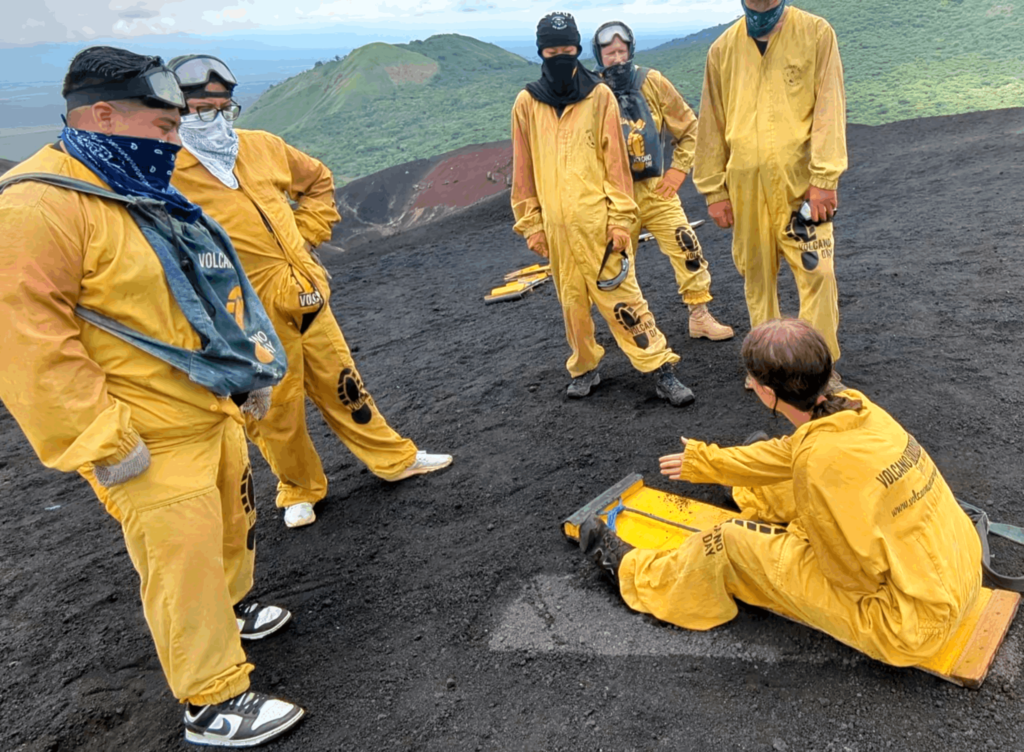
[172,130,417,511]
[619,390,982,666]
[0,146,259,705]
[628,69,714,306]
[511,85,680,378]
[693,8,847,360]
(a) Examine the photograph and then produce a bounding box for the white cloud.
[2,0,739,45]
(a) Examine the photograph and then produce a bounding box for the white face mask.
[178,112,240,189]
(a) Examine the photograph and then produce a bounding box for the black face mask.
[603,61,633,94]
[541,54,578,97]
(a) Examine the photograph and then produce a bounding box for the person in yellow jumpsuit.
[168,55,453,529]
[579,318,982,667]
[693,0,847,390]
[592,21,734,342]
[512,12,695,406]
[0,47,305,747]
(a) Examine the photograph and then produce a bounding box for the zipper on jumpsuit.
[756,36,784,230]
[237,184,325,334]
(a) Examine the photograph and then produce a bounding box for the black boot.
[653,363,695,407]
[579,515,634,583]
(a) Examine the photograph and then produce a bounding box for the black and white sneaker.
[235,603,291,641]
[184,691,305,747]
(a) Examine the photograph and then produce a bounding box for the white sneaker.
[283,502,315,528]
[183,690,305,747]
[391,451,453,481]
[235,603,292,641]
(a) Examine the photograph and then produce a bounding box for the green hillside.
[238,34,535,182]
[638,0,1024,125]
[242,3,1024,183]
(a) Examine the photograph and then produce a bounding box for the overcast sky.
[7,0,741,47]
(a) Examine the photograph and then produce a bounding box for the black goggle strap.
[64,69,186,111]
[596,241,630,291]
[188,88,235,100]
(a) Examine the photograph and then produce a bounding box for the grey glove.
[240,387,274,421]
[93,439,151,488]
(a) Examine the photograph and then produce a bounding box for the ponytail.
[810,392,862,421]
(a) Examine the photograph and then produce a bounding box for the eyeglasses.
[595,22,633,47]
[194,102,242,122]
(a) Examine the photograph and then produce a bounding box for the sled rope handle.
[958,499,1024,593]
[605,496,701,534]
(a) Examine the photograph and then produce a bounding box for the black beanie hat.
[536,12,581,57]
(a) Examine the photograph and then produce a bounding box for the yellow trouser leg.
[631,180,713,306]
[777,219,841,362]
[549,225,679,376]
[245,315,328,509]
[730,178,782,329]
[97,420,254,704]
[733,481,798,524]
[301,306,418,480]
[548,227,605,378]
[619,515,949,666]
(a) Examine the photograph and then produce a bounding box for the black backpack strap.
[633,66,650,90]
[958,499,1024,593]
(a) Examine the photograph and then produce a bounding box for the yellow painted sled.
[485,263,552,304]
[563,474,1020,689]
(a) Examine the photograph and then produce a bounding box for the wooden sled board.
[562,473,1020,689]
[504,263,550,281]
[484,274,551,304]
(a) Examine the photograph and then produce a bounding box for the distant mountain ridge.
[242,1,1024,183]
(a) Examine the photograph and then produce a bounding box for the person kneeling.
[580,317,981,667]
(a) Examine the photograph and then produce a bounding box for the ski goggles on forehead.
[171,56,238,88]
[595,23,633,47]
[64,67,186,111]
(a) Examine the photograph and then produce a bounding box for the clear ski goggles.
[169,55,238,89]
[64,66,186,111]
[595,23,634,48]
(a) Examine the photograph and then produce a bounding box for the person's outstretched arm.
[660,435,794,488]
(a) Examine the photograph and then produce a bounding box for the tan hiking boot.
[688,304,734,341]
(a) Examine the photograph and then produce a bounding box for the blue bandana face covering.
[741,0,787,39]
[60,124,203,223]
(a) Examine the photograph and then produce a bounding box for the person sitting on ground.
[579,317,982,667]
[511,12,696,406]
[592,20,734,342]
[0,46,304,747]
[168,54,453,529]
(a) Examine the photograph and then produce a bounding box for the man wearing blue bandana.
[693,0,848,391]
[0,47,305,747]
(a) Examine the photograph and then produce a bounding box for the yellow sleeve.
[679,437,795,488]
[0,191,138,472]
[808,24,848,191]
[692,44,731,206]
[510,94,545,239]
[652,71,698,174]
[281,140,341,246]
[596,86,639,232]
